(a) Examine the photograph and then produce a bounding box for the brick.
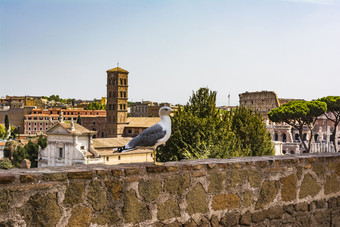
[67,171,93,179]
[165,165,180,172]
[43,172,67,181]
[20,174,35,183]
[124,168,139,175]
[146,165,165,173]
[0,175,16,184]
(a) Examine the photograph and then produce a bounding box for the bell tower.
[106,66,129,138]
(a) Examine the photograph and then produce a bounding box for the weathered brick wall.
[1,153,340,226]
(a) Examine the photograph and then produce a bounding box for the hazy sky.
[1,0,339,106]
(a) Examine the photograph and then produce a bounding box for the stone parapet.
[1,153,340,226]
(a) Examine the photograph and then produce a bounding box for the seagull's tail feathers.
[113,146,135,153]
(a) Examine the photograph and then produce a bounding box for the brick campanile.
[106,67,129,138]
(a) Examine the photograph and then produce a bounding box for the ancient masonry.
[1,153,340,226]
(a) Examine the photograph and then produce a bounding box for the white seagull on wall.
[113,106,173,165]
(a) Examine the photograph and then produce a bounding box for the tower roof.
[106,67,129,73]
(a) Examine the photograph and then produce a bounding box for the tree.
[0,124,6,139]
[317,96,340,152]
[37,135,47,149]
[12,146,28,167]
[25,140,39,167]
[231,107,274,157]
[268,100,327,153]
[77,115,82,125]
[85,102,105,110]
[0,158,13,169]
[4,115,9,130]
[157,87,274,162]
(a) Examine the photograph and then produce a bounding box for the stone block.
[123,189,151,224]
[0,189,12,214]
[111,169,123,177]
[67,206,91,227]
[91,208,119,225]
[240,211,251,226]
[186,183,208,215]
[211,193,240,211]
[64,182,85,206]
[67,171,93,179]
[165,165,180,172]
[313,164,326,178]
[267,206,283,219]
[165,173,190,195]
[255,180,280,209]
[251,210,267,223]
[19,193,62,227]
[43,172,67,181]
[157,199,180,220]
[139,178,162,202]
[248,169,261,188]
[124,167,140,175]
[242,190,252,208]
[219,212,240,227]
[295,202,308,212]
[146,165,165,173]
[324,174,340,195]
[0,175,16,184]
[19,174,35,183]
[105,178,123,200]
[192,171,206,177]
[208,172,226,192]
[229,169,246,188]
[328,197,338,208]
[87,181,107,211]
[280,174,296,202]
[299,173,321,199]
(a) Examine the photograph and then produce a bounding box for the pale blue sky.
[1,0,339,106]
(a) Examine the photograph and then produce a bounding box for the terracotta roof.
[126,117,159,128]
[47,122,96,135]
[0,142,6,146]
[93,137,133,149]
[106,67,129,73]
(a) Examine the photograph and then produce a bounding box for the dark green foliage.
[25,140,39,167]
[157,88,274,162]
[77,115,82,125]
[317,96,340,151]
[38,135,47,149]
[12,146,28,167]
[85,102,106,110]
[48,95,62,102]
[268,100,327,153]
[0,124,5,139]
[0,158,13,169]
[4,115,9,130]
[231,107,274,157]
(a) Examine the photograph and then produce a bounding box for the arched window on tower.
[282,133,287,142]
[274,133,278,141]
[109,78,112,85]
[109,91,112,97]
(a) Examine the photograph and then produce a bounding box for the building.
[106,67,129,138]
[38,117,102,167]
[0,106,35,134]
[93,138,153,164]
[130,101,176,117]
[24,108,106,135]
[239,90,339,154]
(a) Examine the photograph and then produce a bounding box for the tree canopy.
[317,96,340,151]
[0,124,6,139]
[268,100,327,153]
[157,87,274,162]
[85,102,106,110]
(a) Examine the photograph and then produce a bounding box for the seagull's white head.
[159,106,173,116]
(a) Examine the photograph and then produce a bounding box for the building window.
[28,123,31,125]
[34,127,36,131]
[40,128,42,131]
[101,132,104,137]
[118,156,121,160]
[59,148,63,158]
[80,146,85,150]
[28,127,31,130]
[282,133,287,142]
[40,123,42,126]
[106,157,109,161]
[34,123,37,126]
[274,133,278,141]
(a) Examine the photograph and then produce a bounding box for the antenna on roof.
[117,62,119,68]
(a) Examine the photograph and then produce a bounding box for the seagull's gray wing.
[127,124,166,148]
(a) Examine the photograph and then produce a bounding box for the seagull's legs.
[153,149,164,165]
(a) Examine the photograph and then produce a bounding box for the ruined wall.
[1,153,340,226]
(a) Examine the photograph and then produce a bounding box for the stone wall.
[1,153,340,226]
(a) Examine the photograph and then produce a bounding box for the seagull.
[113,106,173,165]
